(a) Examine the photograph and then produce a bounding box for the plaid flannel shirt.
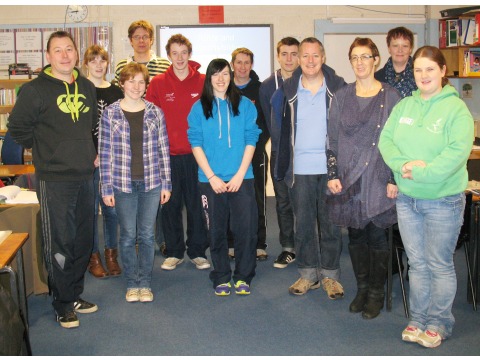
[99,99,171,196]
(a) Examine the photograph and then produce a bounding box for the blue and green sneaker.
[215,283,231,296]
[234,280,250,295]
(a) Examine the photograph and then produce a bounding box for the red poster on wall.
[198,6,224,24]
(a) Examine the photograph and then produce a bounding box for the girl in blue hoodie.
[187,58,261,296]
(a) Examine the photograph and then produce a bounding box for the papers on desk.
[467,180,480,196]
[0,230,12,246]
[0,185,38,204]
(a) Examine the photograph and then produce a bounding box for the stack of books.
[9,63,31,79]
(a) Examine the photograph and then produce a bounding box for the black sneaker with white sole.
[273,251,296,268]
[56,310,79,329]
[73,298,98,314]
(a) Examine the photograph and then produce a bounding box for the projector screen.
[156,24,273,82]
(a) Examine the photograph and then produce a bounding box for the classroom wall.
[0,5,450,72]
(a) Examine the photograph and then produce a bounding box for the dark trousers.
[200,180,257,288]
[162,154,208,259]
[37,178,94,314]
[348,222,389,251]
[227,146,268,250]
[270,151,294,249]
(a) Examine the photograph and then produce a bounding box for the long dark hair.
[200,58,241,119]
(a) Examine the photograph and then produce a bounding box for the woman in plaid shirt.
[99,63,171,303]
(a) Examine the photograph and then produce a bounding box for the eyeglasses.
[131,35,150,41]
[349,54,375,63]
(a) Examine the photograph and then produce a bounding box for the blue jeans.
[289,174,343,282]
[396,192,465,339]
[93,168,118,252]
[114,181,160,289]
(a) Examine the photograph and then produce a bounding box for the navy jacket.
[270,64,346,187]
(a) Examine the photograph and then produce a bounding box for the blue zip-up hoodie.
[270,64,346,187]
[187,96,261,182]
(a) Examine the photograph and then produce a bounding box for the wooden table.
[0,204,47,296]
[470,148,480,160]
[0,164,35,177]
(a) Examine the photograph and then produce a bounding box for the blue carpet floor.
[27,199,480,356]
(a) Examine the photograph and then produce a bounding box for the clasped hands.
[401,160,426,179]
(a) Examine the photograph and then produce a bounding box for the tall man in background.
[231,47,269,261]
[145,34,209,271]
[259,36,299,269]
[114,19,170,82]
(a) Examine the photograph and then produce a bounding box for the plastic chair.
[1,131,24,165]
[0,131,24,185]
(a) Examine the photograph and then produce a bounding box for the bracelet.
[208,174,216,180]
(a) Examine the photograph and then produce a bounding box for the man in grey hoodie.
[270,37,346,298]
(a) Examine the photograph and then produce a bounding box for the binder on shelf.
[463,19,476,45]
[439,19,447,48]
[447,19,460,47]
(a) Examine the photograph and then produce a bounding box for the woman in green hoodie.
[379,46,474,349]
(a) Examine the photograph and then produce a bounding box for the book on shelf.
[447,19,460,47]
[439,19,447,48]
[462,18,476,45]
[462,48,480,76]
[470,49,480,73]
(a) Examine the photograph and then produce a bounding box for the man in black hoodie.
[231,47,270,261]
[8,31,98,329]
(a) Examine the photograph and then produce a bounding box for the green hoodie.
[379,84,474,200]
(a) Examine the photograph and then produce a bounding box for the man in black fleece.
[8,31,98,329]
[230,47,270,261]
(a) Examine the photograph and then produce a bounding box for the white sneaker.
[161,257,184,270]
[190,257,211,270]
[126,288,140,302]
[139,288,154,302]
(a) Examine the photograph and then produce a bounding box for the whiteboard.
[324,33,418,84]
[156,24,273,81]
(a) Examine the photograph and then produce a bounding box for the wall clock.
[66,5,88,23]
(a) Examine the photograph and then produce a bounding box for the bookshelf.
[0,79,30,117]
[439,10,480,78]
[0,79,32,164]
[440,46,480,78]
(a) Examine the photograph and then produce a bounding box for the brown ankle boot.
[105,248,122,276]
[88,252,108,278]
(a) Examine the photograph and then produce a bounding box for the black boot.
[348,243,370,313]
[362,249,389,320]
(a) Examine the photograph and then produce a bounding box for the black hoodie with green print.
[8,65,97,181]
